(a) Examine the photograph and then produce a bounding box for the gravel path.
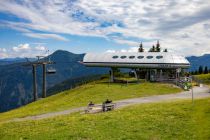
[11,86,210,122]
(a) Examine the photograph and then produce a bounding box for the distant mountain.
[0,58,36,65]
[0,50,107,112]
[187,54,210,71]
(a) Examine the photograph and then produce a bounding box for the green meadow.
[195,73,210,86]
[0,98,209,140]
[0,81,181,122]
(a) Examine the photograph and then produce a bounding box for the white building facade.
[83,52,190,82]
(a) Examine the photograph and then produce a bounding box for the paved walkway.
[11,86,210,122]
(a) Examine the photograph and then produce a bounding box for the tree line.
[190,66,210,75]
[138,40,168,53]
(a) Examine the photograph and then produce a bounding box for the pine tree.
[194,70,198,75]
[204,66,208,74]
[149,45,156,52]
[156,40,161,52]
[198,66,203,74]
[163,49,168,52]
[138,42,144,52]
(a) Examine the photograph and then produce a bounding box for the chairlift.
[47,67,56,74]
[46,50,56,74]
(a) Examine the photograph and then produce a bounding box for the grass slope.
[0,98,209,140]
[0,81,181,122]
[195,73,210,85]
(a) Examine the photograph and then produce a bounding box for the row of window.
[112,55,163,59]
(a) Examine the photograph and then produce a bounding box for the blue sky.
[0,0,210,58]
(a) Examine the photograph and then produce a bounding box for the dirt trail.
[10,86,210,122]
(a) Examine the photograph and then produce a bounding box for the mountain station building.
[82,42,190,82]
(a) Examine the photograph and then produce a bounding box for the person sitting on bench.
[103,99,113,111]
[105,99,112,104]
[88,101,94,107]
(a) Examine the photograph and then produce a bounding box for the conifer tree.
[156,40,161,52]
[149,45,156,52]
[163,49,168,52]
[138,42,144,52]
[204,66,208,74]
[194,70,198,75]
[198,66,203,74]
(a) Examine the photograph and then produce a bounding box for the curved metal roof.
[83,52,190,69]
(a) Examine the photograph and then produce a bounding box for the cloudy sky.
[0,0,210,58]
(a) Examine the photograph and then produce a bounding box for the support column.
[42,63,46,98]
[32,64,38,101]
[109,68,114,82]
[160,69,163,81]
[146,69,150,81]
[133,69,138,79]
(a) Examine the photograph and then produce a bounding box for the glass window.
[147,56,153,59]
[129,56,135,59]
[112,56,118,59]
[120,56,127,59]
[156,56,163,59]
[137,56,144,59]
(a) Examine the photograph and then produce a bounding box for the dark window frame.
[120,56,127,59]
[137,56,144,59]
[156,56,163,59]
[147,56,153,59]
[129,56,135,59]
[112,55,119,59]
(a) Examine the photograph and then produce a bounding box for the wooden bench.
[85,105,103,113]
[103,103,116,111]
[85,103,116,114]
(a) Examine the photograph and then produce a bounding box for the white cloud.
[0,43,49,58]
[0,48,8,58]
[106,50,115,53]
[120,49,127,53]
[127,47,138,52]
[114,39,139,47]
[12,44,30,52]
[0,0,210,56]
[35,46,47,51]
[23,33,69,41]
[0,48,7,52]
[106,47,138,53]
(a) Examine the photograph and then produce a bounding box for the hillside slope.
[0,81,182,122]
[194,73,210,85]
[0,50,106,112]
[0,98,209,140]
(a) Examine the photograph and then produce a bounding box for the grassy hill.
[194,73,210,85]
[0,98,209,140]
[0,80,209,139]
[0,80,181,122]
